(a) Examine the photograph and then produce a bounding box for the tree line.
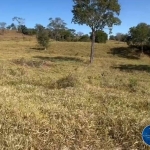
[0,17,108,43]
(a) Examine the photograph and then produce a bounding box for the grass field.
[0,35,150,149]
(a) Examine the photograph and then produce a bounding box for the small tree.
[72,0,121,63]
[36,25,49,50]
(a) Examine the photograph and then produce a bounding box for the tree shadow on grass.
[33,56,84,63]
[112,64,150,73]
[30,47,45,50]
[108,47,140,59]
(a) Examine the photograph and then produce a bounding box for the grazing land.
[0,33,150,149]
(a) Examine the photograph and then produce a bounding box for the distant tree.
[27,28,36,35]
[69,29,76,37]
[79,34,90,42]
[47,17,67,41]
[12,17,25,31]
[59,29,74,41]
[35,24,44,31]
[18,25,28,35]
[109,35,116,40]
[0,22,6,34]
[68,29,76,41]
[72,0,121,63]
[13,17,25,39]
[94,30,108,43]
[115,33,123,42]
[129,23,150,53]
[6,23,17,30]
[36,25,49,50]
[77,32,84,37]
[121,34,128,42]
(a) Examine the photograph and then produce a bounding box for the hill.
[0,37,149,149]
[0,30,34,41]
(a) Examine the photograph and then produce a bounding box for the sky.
[1,0,150,35]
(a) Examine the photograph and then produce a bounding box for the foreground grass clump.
[49,74,80,89]
[0,38,149,149]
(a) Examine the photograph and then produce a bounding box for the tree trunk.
[90,30,95,63]
[141,42,143,54]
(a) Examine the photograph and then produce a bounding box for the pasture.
[0,34,150,149]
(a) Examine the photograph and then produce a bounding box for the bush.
[12,58,46,68]
[95,30,108,43]
[128,78,138,92]
[79,34,90,42]
[36,27,49,50]
[90,30,108,43]
[50,74,79,89]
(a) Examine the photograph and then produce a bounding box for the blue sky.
[1,0,150,35]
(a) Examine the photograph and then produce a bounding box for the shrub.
[50,74,79,89]
[90,30,108,43]
[128,78,138,92]
[79,34,90,42]
[36,26,49,50]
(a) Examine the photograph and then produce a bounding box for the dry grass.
[0,34,150,149]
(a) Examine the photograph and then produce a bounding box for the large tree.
[72,0,121,63]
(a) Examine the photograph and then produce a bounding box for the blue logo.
[142,125,150,146]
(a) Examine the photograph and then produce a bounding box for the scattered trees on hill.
[72,0,121,63]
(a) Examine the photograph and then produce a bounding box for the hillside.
[0,36,149,149]
[0,30,35,41]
